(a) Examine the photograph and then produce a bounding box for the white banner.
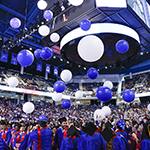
[96,0,127,8]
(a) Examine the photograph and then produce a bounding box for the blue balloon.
[87,68,98,79]
[122,89,135,103]
[96,86,112,102]
[17,50,34,67]
[34,49,41,58]
[40,47,53,60]
[44,10,53,20]
[10,17,21,29]
[116,40,129,53]
[62,99,71,109]
[54,81,66,93]
[80,19,91,31]
[39,115,47,122]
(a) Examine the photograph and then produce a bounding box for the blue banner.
[54,66,58,76]
[0,51,8,62]
[36,62,42,72]
[11,53,17,65]
[46,64,51,73]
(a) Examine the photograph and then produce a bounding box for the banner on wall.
[0,51,8,62]
[36,62,42,72]
[96,0,127,8]
[54,66,58,76]
[46,64,51,74]
[11,53,17,65]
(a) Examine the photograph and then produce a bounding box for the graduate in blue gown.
[101,123,130,150]
[60,125,80,150]
[136,122,150,150]
[28,115,52,150]
[13,124,28,150]
[10,123,20,150]
[54,117,68,150]
[0,121,11,146]
[115,119,128,140]
[0,137,9,150]
[77,122,106,150]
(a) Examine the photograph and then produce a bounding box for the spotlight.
[67,61,69,64]
[140,52,143,55]
[105,66,108,69]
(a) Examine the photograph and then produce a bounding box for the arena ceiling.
[0,0,150,78]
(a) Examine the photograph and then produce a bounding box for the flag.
[37,62,42,72]
[46,64,51,74]
[54,66,58,76]
[0,51,8,62]
[11,53,17,65]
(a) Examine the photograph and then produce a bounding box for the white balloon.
[94,109,105,121]
[50,33,60,43]
[52,92,62,102]
[68,0,84,6]
[78,35,104,62]
[103,81,113,89]
[23,102,35,114]
[147,104,150,111]
[37,0,47,10]
[60,69,72,82]
[7,77,19,88]
[102,106,111,117]
[75,91,83,99]
[38,25,50,36]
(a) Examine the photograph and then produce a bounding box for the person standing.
[13,124,28,150]
[54,117,68,150]
[0,121,11,146]
[28,115,52,150]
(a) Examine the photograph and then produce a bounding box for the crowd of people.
[0,99,150,149]
[0,69,80,96]
[82,82,118,97]
[122,72,150,94]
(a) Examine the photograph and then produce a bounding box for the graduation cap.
[67,125,78,137]
[1,120,7,125]
[116,119,126,130]
[105,121,113,128]
[58,117,67,124]
[101,126,116,142]
[84,122,98,136]
[15,123,21,128]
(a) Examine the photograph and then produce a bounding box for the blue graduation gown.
[27,132,33,149]
[60,137,80,150]
[0,129,11,145]
[140,138,150,150]
[54,128,65,149]
[112,136,131,150]
[115,131,128,140]
[29,127,52,150]
[77,133,106,150]
[13,132,28,150]
[0,137,9,150]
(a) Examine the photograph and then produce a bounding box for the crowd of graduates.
[0,99,150,149]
